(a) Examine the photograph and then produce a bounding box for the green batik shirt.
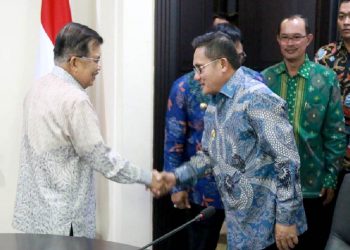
[262,56,346,198]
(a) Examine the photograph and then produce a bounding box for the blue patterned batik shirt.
[164,67,265,209]
[174,67,307,250]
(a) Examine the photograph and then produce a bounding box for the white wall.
[0,0,154,248]
[0,0,40,233]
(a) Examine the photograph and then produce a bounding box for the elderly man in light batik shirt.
[13,22,162,238]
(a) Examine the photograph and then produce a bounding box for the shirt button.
[211,129,216,138]
[200,103,208,110]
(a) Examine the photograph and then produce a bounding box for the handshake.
[148,170,177,198]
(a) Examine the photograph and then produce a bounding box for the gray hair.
[53,22,103,64]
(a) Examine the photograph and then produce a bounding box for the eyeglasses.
[76,56,101,65]
[279,34,307,43]
[338,13,350,21]
[193,58,220,75]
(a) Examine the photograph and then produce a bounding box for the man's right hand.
[275,223,298,250]
[150,171,177,198]
[171,191,191,209]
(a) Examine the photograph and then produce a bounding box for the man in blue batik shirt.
[161,31,307,250]
[164,24,264,250]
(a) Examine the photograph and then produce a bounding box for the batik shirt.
[164,67,264,209]
[174,67,307,250]
[164,71,222,208]
[262,56,346,198]
[315,40,350,97]
[13,66,151,238]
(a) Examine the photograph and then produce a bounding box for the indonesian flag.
[35,0,72,78]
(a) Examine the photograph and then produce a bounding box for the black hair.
[209,23,242,43]
[340,0,350,6]
[192,31,241,69]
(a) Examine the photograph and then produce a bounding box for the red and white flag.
[35,0,72,78]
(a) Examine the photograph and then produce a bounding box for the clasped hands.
[149,170,177,197]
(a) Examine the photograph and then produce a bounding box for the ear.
[306,33,314,45]
[220,58,229,72]
[68,56,80,71]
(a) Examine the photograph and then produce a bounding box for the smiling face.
[338,1,350,41]
[193,47,226,95]
[277,17,313,64]
[71,41,101,89]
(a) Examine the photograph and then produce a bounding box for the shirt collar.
[273,54,311,79]
[219,67,245,98]
[52,66,85,91]
[338,40,349,56]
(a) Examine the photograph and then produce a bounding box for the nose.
[345,16,350,24]
[286,38,295,45]
[193,71,200,81]
[286,37,293,43]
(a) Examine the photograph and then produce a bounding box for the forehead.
[193,47,209,63]
[339,2,350,13]
[280,18,306,34]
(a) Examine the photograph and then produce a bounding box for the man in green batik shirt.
[262,15,346,250]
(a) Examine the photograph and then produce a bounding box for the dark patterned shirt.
[164,70,222,208]
[315,40,350,97]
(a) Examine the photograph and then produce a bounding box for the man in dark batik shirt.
[315,0,350,97]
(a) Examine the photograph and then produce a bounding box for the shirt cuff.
[323,174,337,189]
[170,186,186,194]
[139,169,152,186]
